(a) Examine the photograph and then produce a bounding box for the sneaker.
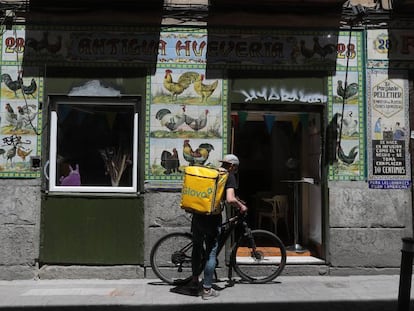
[202,288,219,300]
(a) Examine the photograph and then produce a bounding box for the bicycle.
[150,209,287,285]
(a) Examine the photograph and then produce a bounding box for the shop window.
[48,96,140,193]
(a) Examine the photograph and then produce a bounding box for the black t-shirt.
[225,171,238,191]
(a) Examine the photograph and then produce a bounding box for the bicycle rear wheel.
[231,229,286,283]
[150,232,194,285]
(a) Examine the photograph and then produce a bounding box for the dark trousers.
[191,213,221,289]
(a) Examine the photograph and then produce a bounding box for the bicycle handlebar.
[227,207,248,223]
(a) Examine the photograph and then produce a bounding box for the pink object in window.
[60,164,81,186]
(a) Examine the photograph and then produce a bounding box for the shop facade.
[0,4,413,279]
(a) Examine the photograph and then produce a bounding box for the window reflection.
[56,103,134,188]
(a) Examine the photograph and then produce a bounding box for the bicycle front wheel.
[150,232,194,285]
[231,229,286,283]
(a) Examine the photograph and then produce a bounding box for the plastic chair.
[258,195,289,238]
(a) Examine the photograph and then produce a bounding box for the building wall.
[329,181,412,274]
[0,23,413,279]
[0,180,411,280]
[0,179,41,279]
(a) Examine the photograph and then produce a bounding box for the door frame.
[230,103,328,261]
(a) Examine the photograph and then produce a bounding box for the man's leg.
[191,216,204,283]
[201,233,220,300]
[202,232,219,289]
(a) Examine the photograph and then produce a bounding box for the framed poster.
[0,27,42,178]
[367,69,410,189]
[145,29,227,188]
[328,31,365,181]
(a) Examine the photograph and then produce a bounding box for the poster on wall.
[145,30,226,187]
[367,29,414,62]
[367,69,410,189]
[329,71,363,179]
[206,31,339,70]
[367,29,389,62]
[0,28,42,178]
[328,31,365,181]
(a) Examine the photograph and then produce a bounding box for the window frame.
[48,95,140,194]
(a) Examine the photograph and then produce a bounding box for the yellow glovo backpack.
[180,166,229,215]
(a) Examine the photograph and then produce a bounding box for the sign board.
[367,69,411,189]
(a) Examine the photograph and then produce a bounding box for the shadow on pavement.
[0,300,400,311]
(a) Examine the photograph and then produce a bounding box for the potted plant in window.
[99,146,131,187]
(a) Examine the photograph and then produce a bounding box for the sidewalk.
[0,275,411,311]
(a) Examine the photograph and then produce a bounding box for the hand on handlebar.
[236,197,246,205]
[238,199,248,214]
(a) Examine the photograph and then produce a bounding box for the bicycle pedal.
[226,279,235,287]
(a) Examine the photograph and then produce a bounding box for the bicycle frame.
[151,209,287,285]
[216,213,245,254]
[210,212,260,282]
[173,213,245,277]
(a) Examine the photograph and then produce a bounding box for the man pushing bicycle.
[190,154,248,300]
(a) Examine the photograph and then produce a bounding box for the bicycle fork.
[227,221,260,285]
[242,221,261,259]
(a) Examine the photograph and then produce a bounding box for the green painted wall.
[40,195,144,264]
[38,73,146,265]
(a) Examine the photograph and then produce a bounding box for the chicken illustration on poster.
[145,29,226,183]
[153,69,221,106]
[0,65,42,177]
[148,66,224,181]
[329,69,363,180]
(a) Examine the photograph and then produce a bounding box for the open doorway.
[231,104,325,263]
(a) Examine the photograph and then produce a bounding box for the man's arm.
[225,187,248,213]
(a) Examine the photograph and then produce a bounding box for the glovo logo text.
[183,185,213,198]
